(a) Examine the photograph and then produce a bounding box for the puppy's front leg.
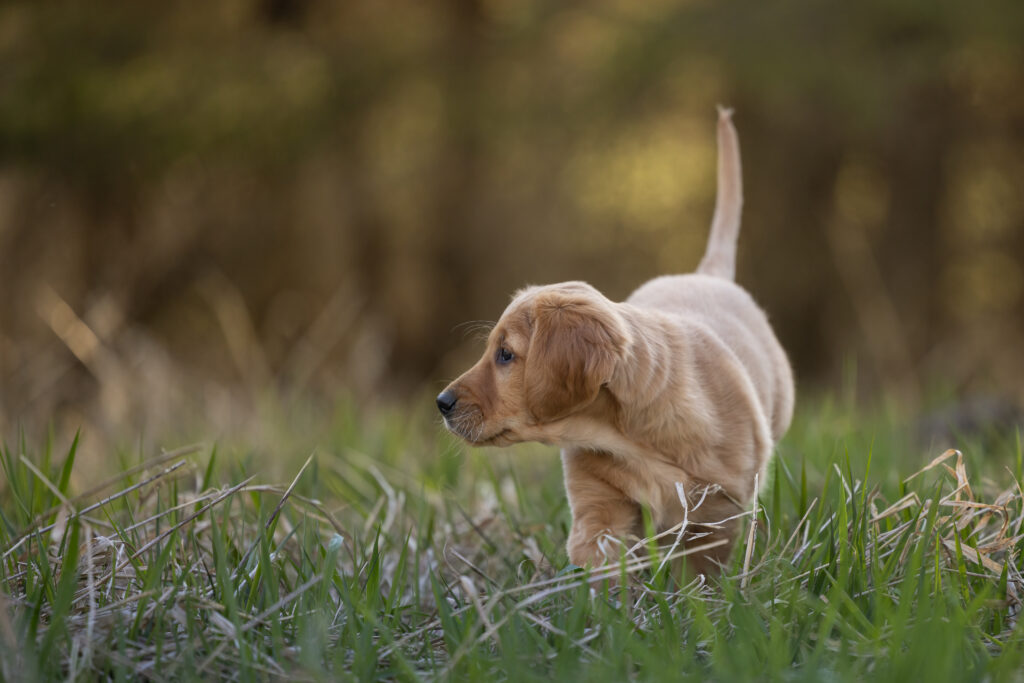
[561,449,642,568]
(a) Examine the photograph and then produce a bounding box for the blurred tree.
[0,0,1022,436]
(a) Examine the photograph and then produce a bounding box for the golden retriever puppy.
[437,109,794,576]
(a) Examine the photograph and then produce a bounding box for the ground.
[1,394,1023,681]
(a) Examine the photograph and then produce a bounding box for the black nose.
[436,389,458,416]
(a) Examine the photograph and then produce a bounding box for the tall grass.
[1,399,1023,681]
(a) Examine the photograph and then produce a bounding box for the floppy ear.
[524,294,629,422]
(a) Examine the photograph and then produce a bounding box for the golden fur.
[438,110,794,575]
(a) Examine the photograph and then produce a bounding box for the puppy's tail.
[696,107,743,281]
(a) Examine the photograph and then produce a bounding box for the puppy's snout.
[436,389,458,417]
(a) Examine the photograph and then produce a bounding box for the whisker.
[452,320,496,340]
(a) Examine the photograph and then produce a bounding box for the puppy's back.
[627,274,794,442]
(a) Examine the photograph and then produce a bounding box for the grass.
[1,396,1024,681]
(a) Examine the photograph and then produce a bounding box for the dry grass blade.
[24,444,204,530]
[20,456,73,507]
[85,475,256,588]
[128,477,255,561]
[954,450,973,502]
[448,547,498,589]
[197,573,324,674]
[459,575,499,643]
[904,449,960,483]
[2,460,191,561]
[870,492,921,523]
[780,498,818,556]
[240,485,345,535]
[232,453,315,579]
[519,611,601,660]
[657,481,692,575]
[940,538,1004,575]
[263,454,315,533]
[741,473,759,588]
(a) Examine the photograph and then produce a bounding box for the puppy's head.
[437,282,631,446]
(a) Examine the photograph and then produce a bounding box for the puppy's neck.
[605,304,717,455]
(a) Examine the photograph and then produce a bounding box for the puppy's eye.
[496,347,514,365]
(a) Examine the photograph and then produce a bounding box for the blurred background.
[1,0,1023,447]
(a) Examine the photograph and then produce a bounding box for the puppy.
[437,109,794,576]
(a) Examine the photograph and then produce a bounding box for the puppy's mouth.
[443,412,513,447]
[476,428,512,446]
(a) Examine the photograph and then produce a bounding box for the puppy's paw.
[566,534,608,569]
[567,529,630,588]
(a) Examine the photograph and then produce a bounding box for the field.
[1,396,1023,681]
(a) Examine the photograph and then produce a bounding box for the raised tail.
[696,107,743,281]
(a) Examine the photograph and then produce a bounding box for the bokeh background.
[1,0,1023,446]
